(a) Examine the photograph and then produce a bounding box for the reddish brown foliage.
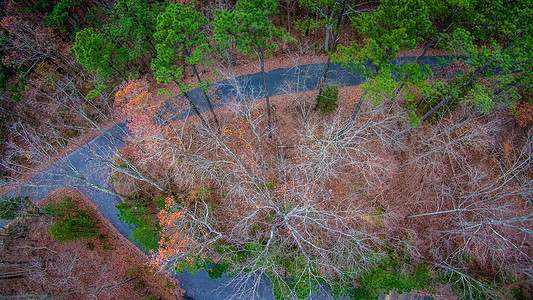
[516,102,533,127]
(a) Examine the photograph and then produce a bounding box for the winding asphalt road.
[1,56,447,299]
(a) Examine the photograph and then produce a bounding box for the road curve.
[1,57,447,300]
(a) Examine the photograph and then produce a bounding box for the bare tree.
[146,87,412,298]
[403,115,533,282]
[0,16,78,75]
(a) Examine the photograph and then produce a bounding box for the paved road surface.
[1,57,447,299]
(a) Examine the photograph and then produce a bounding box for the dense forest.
[1,0,532,299]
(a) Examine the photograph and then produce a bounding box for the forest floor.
[0,188,182,299]
[3,45,530,299]
[141,51,529,299]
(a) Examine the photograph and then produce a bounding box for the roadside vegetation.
[0,188,181,299]
[1,0,532,299]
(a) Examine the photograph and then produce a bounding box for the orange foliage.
[115,79,154,119]
[115,80,163,146]
[151,195,190,269]
[222,111,261,171]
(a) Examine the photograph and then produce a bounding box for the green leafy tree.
[73,27,127,81]
[417,0,532,124]
[389,0,532,147]
[43,0,74,30]
[151,7,209,128]
[152,3,220,130]
[72,0,163,98]
[0,36,27,103]
[106,0,162,71]
[338,0,432,121]
[214,0,292,136]
[388,0,472,102]
[42,0,93,40]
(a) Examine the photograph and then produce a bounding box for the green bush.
[207,261,230,279]
[116,202,150,225]
[0,196,31,220]
[131,224,160,251]
[173,256,212,275]
[116,201,161,251]
[156,195,167,209]
[133,280,147,291]
[277,255,322,299]
[315,86,339,113]
[86,242,95,250]
[361,259,431,296]
[44,197,99,241]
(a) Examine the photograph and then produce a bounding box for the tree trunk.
[315,11,319,47]
[316,0,347,92]
[337,89,368,137]
[259,48,273,138]
[389,5,460,102]
[349,90,368,122]
[417,5,459,64]
[324,23,331,52]
[176,82,210,129]
[287,0,291,33]
[417,60,490,124]
[304,10,312,36]
[391,57,496,146]
[343,47,391,134]
[183,46,221,131]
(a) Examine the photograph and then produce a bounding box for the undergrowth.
[116,200,161,251]
[44,197,99,241]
